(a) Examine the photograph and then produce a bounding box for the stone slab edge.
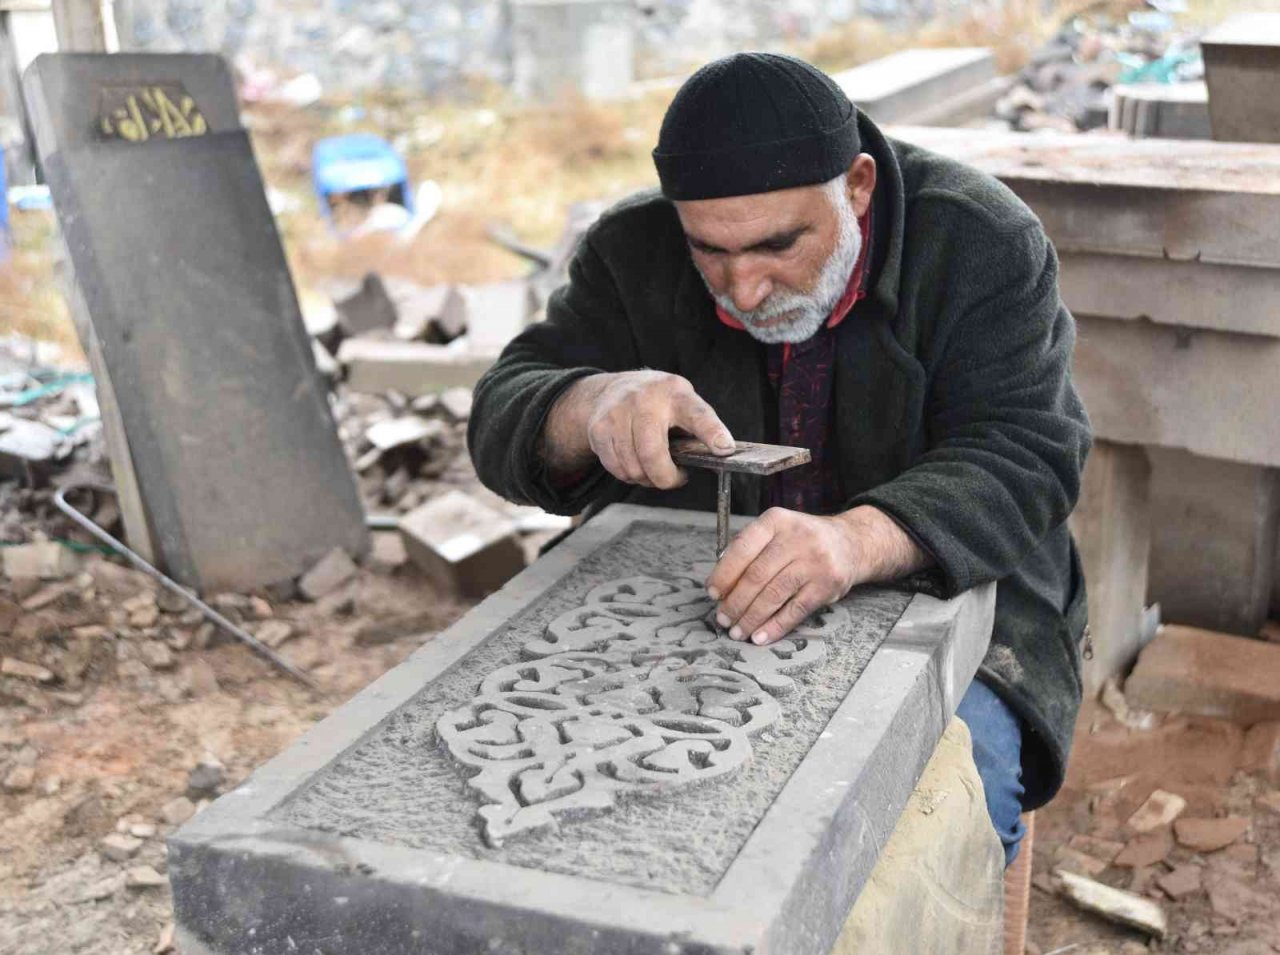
[169,504,994,955]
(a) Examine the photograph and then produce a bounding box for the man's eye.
[761,239,795,252]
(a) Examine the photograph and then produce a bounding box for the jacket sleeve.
[467,234,636,514]
[852,223,1092,597]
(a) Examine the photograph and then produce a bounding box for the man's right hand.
[542,371,735,489]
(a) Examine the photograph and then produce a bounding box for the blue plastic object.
[311,133,413,224]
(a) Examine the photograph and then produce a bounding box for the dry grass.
[0,213,82,362]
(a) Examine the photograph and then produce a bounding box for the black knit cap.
[653,52,860,201]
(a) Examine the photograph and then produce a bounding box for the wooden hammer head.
[669,439,811,475]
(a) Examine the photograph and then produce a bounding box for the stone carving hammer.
[669,438,811,558]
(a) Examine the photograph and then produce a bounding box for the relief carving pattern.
[437,571,849,846]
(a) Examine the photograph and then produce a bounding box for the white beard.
[702,193,863,345]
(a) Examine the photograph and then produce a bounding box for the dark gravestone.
[23,54,367,591]
[170,505,995,954]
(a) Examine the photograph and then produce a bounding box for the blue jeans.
[956,678,1027,867]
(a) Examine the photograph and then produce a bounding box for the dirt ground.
[0,557,472,954]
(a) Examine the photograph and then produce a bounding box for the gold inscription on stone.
[98,84,209,142]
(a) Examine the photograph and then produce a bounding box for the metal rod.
[716,470,731,558]
[53,482,319,690]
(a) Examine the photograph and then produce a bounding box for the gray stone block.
[1072,315,1280,469]
[170,504,994,955]
[891,126,1280,269]
[1069,441,1152,689]
[398,490,525,597]
[23,54,368,592]
[1203,13,1280,144]
[833,48,996,125]
[1057,252,1280,338]
[1147,449,1279,636]
[337,338,496,395]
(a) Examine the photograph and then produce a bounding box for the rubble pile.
[994,12,1206,134]
[0,339,115,549]
[335,386,474,517]
[307,200,604,397]
[1028,629,1280,954]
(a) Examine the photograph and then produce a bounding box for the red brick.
[1157,864,1203,900]
[1173,816,1251,853]
[1114,828,1174,868]
[1125,626,1280,723]
[1239,721,1280,784]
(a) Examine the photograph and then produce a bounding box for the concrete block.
[338,339,495,395]
[1109,82,1210,140]
[333,273,397,337]
[454,280,534,356]
[24,54,368,592]
[1069,441,1152,689]
[398,491,524,598]
[1072,315,1280,469]
[1057,252,1280,338]
[1125,624,1280,723]
[510,0,635,102]
[833,48,996,125]
[297,547,357,601]
[891,126,1280,269]
[3,541,80,580]
[1147,450,1279,636]
[1203,14,1280,144]
[170,504,995,955]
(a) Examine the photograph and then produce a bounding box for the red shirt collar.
[715,208,874,333]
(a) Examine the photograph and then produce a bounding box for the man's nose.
[727,258,772,313]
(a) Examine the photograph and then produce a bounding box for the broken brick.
[1128,789,1187,833]
[1068,834,1125,864]
[1054,845,1109,877]
[1125,626,1280,723]
[1114,828,1175,869]
[1157,864,1203,900]
[1239,721,1280,784]
[1174,817,1251,853]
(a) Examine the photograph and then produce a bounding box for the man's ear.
[845,154,877,217]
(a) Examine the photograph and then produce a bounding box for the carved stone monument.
[23,54,368,592]
[170,505,994,954]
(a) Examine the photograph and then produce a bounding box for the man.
[468,52,1091,865]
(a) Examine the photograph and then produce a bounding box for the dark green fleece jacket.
[468,112,1093,808]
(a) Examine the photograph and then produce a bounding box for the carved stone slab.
[169,504,994,955]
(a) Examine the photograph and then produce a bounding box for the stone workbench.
[169,504,995,954]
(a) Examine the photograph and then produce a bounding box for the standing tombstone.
[23,54,368,592]
[170,504,995,954]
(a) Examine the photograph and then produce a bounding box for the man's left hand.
[705,505,932,646]
[704,508,866,646]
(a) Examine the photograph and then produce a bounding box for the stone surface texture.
[169,504,994,955]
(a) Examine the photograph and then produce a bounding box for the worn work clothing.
[467,111,1093,808]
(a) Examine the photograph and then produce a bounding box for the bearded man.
[468,53,1092,865]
